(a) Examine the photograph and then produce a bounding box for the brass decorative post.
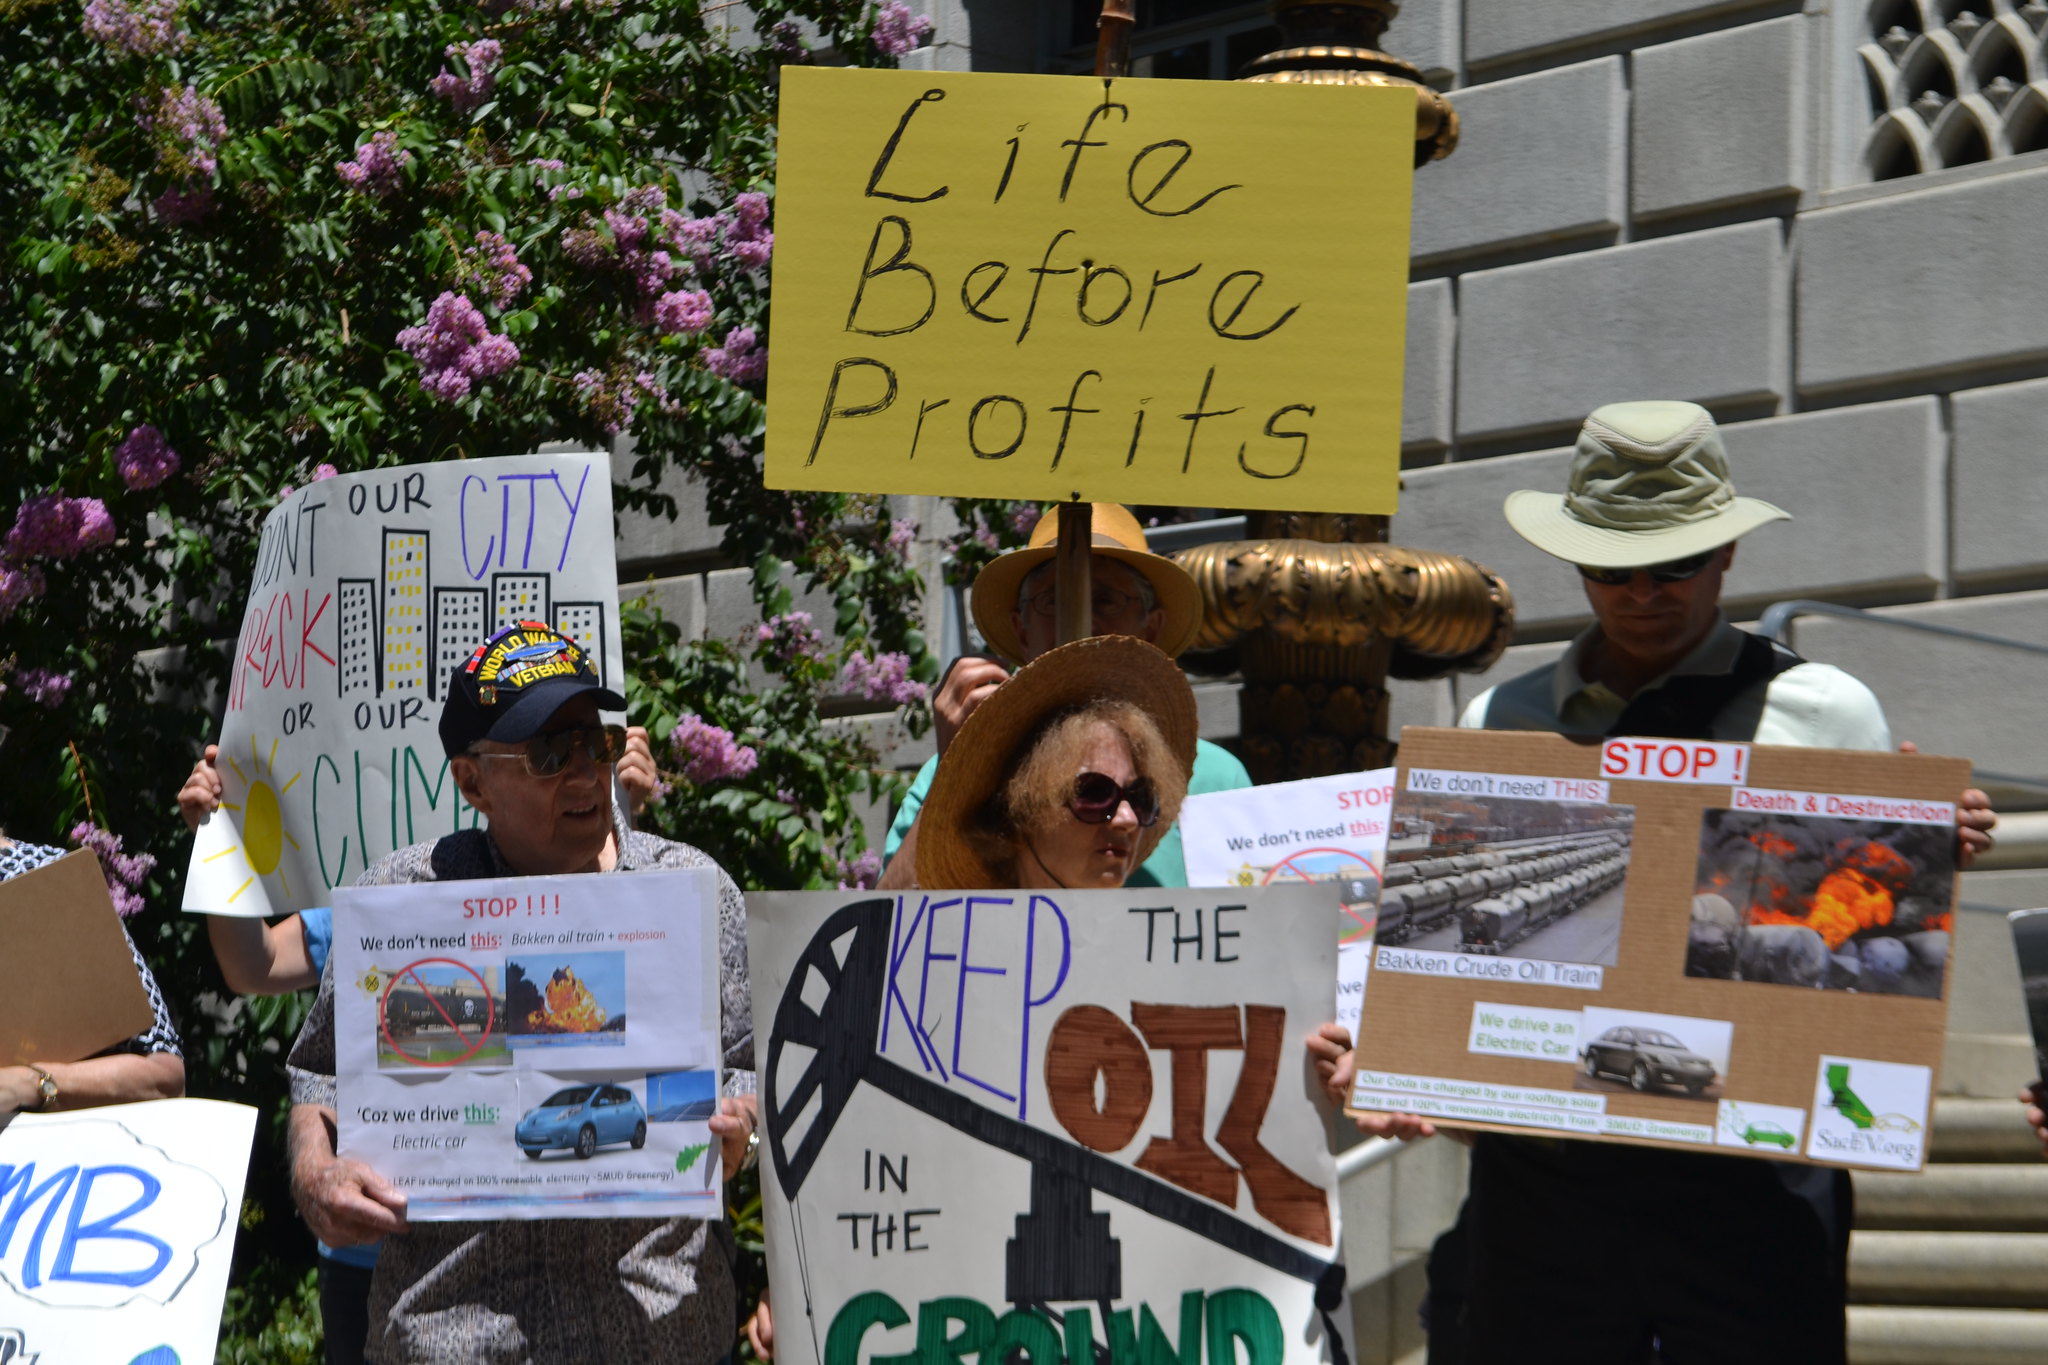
[1169,1,1508,785]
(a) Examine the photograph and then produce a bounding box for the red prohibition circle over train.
[379,957,497,1068]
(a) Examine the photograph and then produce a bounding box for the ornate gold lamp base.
[1173,515,1514,784]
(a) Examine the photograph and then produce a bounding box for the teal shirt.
[883,737,1252,888]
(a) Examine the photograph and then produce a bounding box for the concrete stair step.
[1855,1164,2048,1231]
[1848,1306,2048,1364]
[1850,1230,2048,1307]
[1928,1097,2042,1163]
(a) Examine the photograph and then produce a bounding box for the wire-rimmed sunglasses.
[469,724,627,778]
[1575,550,1718,587]
[1069,771,1161,827]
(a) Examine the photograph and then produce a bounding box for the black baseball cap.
[439,621,625,758]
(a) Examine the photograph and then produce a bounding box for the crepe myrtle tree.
[0,0,939,1352]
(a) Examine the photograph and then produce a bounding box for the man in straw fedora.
[880,503,1250,889]
[1333,401,1996,1363]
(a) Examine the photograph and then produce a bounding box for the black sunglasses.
[1576,551,1718,587]
[1069,772,1160,827]
[471,724,626,778]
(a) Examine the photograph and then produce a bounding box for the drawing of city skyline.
[335,532,608,700]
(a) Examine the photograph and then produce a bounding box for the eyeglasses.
[1069,772,1161,827]
[1576,551,1718,587]
[1023,585,1153,621]
[469,724,626,778]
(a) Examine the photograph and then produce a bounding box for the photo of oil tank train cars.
[1379,795,1636,966]
[1689,809,1955,997]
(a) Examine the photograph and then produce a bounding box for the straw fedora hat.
[1504,401,1790,569]
[915,635,1199,891]
[970,504,1204,665]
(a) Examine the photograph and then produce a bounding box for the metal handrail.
[1757,598,2048,794]
[1757,598,2048,658]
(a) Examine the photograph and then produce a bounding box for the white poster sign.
[1179,769,1396,1037]
[748,886,1347,1365]
[183,453,622,918]
[0,1098,256,1365]
[332,869,724,1220]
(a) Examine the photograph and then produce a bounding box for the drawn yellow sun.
[203,733,306,906]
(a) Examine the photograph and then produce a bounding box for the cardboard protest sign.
[748,886,1347,1365]
[1180,769,1396,1039]
[182,453,621,918]
[0,1098,256,1365]
[0,850,155,1065]
[2007,908,2048,1084]
[332,869,725,1219]
[766,68,1415,513]
[1349,728,1966,1171]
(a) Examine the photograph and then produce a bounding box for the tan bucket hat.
[915,635,1198,891]
[969,504,1204,665]
[1504,401,1790,569]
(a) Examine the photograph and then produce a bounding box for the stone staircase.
[1849,1097,2048,1364]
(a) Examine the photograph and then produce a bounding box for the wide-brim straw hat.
[916,635,1199,891]
[970,504,1204,665]
[1504,400,1790,569]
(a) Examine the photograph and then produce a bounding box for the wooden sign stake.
[1052,2,1135,647]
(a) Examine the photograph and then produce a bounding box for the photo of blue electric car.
[515,1083,647,1159]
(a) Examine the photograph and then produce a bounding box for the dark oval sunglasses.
[471,724,627,779]
[1576,550,1717,587]
[1069,771,1161,827]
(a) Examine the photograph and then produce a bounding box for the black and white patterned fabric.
[0,841,182,1057]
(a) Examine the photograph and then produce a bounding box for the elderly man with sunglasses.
[1358,402,1995,1365]
[283,622,756,1365]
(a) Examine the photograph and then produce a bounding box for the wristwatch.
[25,1065,56,1112]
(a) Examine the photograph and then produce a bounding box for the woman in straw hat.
[914,634,1197,892]
[742,634,1198,1359]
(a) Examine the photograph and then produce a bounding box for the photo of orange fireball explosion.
[1687,811,1954,997]
[505,952,628,1036]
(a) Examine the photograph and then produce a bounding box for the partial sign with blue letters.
[0,1099,256,1365]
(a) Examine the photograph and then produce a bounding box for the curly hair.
[966,700,1189,884]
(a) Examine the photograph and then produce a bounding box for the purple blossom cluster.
[664,192,773,275]
[6,495,115,560]
[396,293,520,402]
[871,1,933,57]
[703,326,765,384]
[756,610,822,665]
[1007,503,1040,538]
[654,288,713,336]
[15,668,73,708]
[768,19,808,59]
[313,462,339,481]
[887,517,918,555]
[429,39,502,115]
[836,849,883,891]
[152,182,212,226]
[115,424,179,490]
[669,715,759,785]
[141,84,227,179]
[837,650,927,706]
[0,564,44,622]
[461,231,531,308]
[69,823,155,918]
[570,367,669,434]
[82,0,184,56]
[336,131,410,197]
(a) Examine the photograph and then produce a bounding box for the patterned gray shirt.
[285,821,752,1365]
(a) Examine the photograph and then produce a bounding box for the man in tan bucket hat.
[879,503,1249,889]
[1361,401,1997,1363]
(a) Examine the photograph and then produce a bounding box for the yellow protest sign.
[765,68,1415,513]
